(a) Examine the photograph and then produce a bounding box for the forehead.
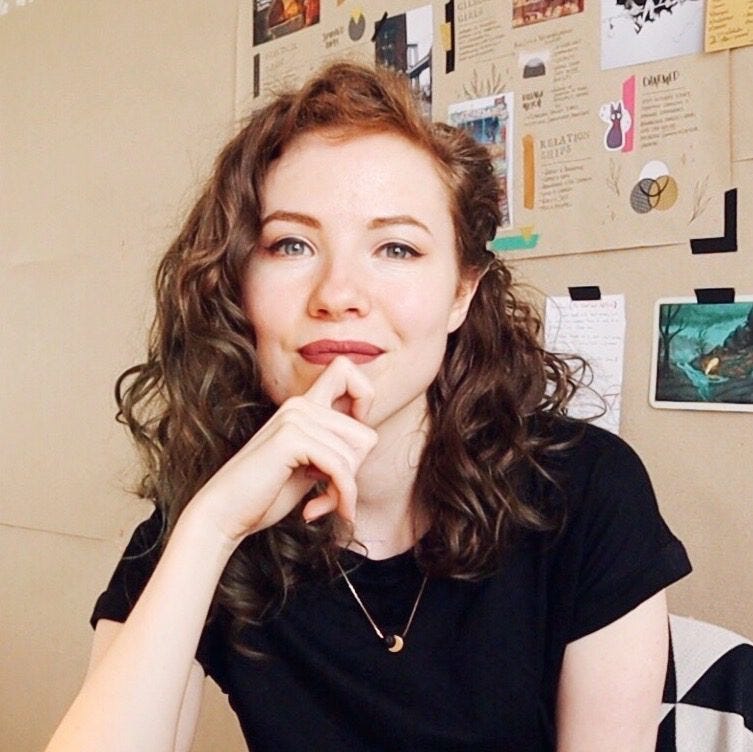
[261,130,454,227]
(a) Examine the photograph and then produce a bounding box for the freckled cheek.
[388,291,457,339]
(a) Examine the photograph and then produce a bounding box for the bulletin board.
[235,0,734,257]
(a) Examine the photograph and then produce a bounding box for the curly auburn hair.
[116,61,585,646]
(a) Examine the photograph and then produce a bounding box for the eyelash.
[264,238,312,257]
[379,243,421,260]
[260,238,422,260]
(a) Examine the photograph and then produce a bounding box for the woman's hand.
[188,356,378,548]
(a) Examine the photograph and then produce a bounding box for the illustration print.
[374,5,433,114]
[253,0,320,46]
[448,94,514,228]
[513,0,584,28]
[652,300,753,411]
[613,0,701,34]
[601,0,704,69]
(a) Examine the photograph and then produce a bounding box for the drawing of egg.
[639,160,670,181]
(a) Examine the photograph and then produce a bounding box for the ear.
[447,271,483,334]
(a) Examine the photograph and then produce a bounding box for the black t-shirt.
[91,422,692,751]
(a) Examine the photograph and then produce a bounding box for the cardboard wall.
[1,2,750,750]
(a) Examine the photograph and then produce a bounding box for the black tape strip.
[694,288,735,304]
[568,286,601,301]
[253,54,260,99]
[371,11,389,42]
[445,0,455,74]
[690,188,738,254]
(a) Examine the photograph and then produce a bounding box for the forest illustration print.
[651,298,753,412]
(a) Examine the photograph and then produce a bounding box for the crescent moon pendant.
[387,635,404,653]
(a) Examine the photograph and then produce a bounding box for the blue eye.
[381,243,419,259]
[269,238,312,257]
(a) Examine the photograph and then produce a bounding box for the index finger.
[304,356,375,423]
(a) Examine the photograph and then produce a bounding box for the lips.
[298,339,384,365]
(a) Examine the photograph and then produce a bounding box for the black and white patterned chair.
[657,615,753,751]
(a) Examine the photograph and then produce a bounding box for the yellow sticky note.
[439,22,452,52]
[705,0,753,51]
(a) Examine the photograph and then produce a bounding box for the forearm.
[46,358,375,752]
[45,504,236,752]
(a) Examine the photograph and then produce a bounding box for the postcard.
[650,297,753,412]
[448,93,514,229]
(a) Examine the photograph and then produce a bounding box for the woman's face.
[242,130,478,431]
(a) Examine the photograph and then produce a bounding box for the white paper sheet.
[544,294,626,434]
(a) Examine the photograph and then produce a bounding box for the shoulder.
[544,415,642,465]
[525,416,681,570]
[530,416,651,505]
[529,419,691,641]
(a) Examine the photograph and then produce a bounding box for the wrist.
[175,497,241,567]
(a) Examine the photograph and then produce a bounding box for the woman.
[46,61,691,752]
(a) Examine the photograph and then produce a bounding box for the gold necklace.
[336,559,428,653]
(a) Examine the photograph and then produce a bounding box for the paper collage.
[236,0,735,259]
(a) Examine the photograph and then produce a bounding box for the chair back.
[657,614,753,751]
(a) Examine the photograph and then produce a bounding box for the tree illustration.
[658,305,686,375]
[694,324,710,359]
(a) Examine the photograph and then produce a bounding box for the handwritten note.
[544,295,626,435]
[705,0,753,52]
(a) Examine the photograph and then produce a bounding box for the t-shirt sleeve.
[564,430,692,642]
[90,507,226,683]
[90,508,165,628]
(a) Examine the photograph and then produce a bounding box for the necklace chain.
[336,559,428,653]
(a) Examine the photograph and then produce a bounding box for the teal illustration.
[655,302,753,406]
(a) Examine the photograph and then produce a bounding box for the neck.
[348,395,430,559]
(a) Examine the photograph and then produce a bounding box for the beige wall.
[2,2,245,750]
[1,2,750,751]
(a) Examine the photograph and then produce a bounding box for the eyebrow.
[260,210,321,229]
[367,215,432,236]
[260,211,432,236]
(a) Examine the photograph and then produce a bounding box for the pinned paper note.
[705,0,753,51]
[544,294,626,434]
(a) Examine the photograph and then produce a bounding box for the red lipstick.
[298,339,384,365]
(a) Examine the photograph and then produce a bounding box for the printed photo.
[254,0,320,47]
[601,0,704,70]
[513,0,584,28]
[448,94,513,229]
[650,297,753,412]
[374,5,433,115]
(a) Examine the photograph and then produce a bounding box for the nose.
[307,253,370,320]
